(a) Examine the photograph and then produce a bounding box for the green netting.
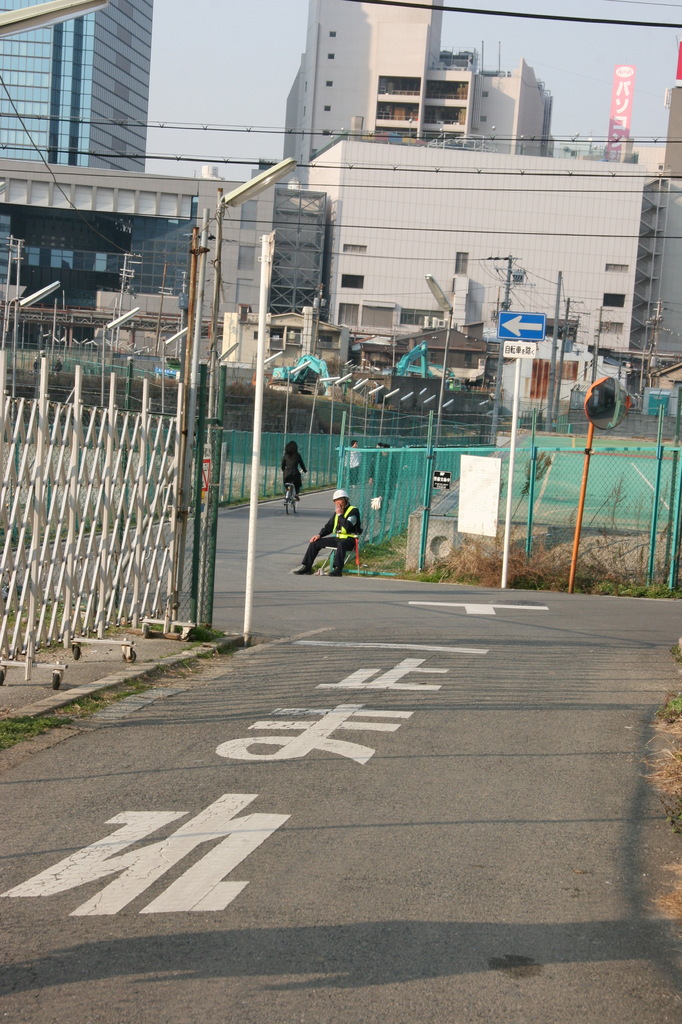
[218,431,339,503]
[340,441,682,585]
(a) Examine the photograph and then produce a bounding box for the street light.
[0,0,108,38]
[223,158,297,643]
[101,305,140,404]
[161,326,187,415]
[349,377,368,435]
[425,273,455,444]
[380,387,400,436]
[11,280,60,398]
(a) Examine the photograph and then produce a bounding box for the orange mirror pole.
[568,421,594,594]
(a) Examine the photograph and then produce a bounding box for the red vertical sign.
[605,65,636,162]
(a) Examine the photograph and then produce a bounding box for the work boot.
[291,565,311,575]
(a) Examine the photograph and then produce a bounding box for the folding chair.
[314,537,361,576]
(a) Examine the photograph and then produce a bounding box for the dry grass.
[649,715,682,920]
[424,533,679,597]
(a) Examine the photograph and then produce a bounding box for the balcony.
[376,103,419,123]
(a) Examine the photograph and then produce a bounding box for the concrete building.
[222,306,348,371]
[285,0,552,164]
[304,135,667,370]
[0,0,153,170]
[0,158,277,356]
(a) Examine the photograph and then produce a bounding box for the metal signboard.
[503,341,538,359]
[497,311,546,341]
[432,470,451,490]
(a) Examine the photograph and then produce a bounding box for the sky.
[145,0,682,178]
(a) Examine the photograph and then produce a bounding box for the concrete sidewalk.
[0,630,243,719]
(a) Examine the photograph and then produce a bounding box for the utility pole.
[546,270,562,430]
[592,307,603,383]
[645,298,664,391]
[115,252,140,350]
[489,254,515,443]
[552,297,571,424]
[208,189,224,419]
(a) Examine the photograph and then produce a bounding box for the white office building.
[285,0,553,164]
[305,136,665,360]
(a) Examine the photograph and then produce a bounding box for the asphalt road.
[1,489,681,1022]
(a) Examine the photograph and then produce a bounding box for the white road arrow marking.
[410,601,548,616]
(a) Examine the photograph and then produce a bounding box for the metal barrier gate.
[0,353,185,657]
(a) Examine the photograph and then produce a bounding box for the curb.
[9,635,245,719]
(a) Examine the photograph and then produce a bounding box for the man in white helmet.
[292,489,362,576]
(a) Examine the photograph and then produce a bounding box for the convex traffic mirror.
[584,376,632,430]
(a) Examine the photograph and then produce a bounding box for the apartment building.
[285,0,552,164]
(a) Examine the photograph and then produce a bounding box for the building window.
[400,307,434,326]
[328,53,335,59]
[326,80,333,86]
[603,293,625,307]
[455,251,469,274]
[341,274,364,288]
[362,305,394,328]
[240,200,257,228]
[339,303,359,325]
[329,30,336,36]
[324,105,331,111]
[602,321,624,335]
[376,102,420,122]
[605,263,628,272]
[378,76,421,95]
[237,245,255,271]
[343,243,367,253]
[482,90,489,97]
[425,81,468,100]
[480,115,487,122]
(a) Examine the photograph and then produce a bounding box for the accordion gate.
[0,354,186,657]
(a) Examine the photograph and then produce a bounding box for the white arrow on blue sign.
[497,311,546,341]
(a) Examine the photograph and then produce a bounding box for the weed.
[0,715,73,750]
[657,692,682,724]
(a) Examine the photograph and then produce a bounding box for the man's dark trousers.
[302,535,355,573]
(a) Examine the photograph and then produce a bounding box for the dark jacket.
[319,505,362,538]
[281,451,307,480]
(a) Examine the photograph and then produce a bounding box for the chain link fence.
[343,440,682,587]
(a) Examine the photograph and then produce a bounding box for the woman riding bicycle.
[281,440,307,500]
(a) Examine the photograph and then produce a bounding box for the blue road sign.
[497,311,546,341]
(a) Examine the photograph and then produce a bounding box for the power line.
[0,140,676,181]
[0,110,676,147]
[338,0,682,28]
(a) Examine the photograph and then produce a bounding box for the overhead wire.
[338,0,682,28]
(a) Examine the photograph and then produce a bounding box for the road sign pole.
[501,356,522,589]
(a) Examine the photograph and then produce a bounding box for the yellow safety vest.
[333,505,359,539]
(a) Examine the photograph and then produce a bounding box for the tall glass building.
[0,0,153,170]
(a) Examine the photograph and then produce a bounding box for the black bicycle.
[284,481,298,514]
